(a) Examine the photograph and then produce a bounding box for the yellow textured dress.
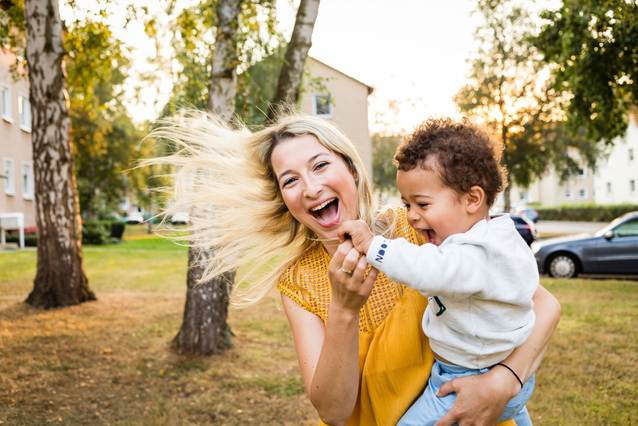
[278,208,517,426]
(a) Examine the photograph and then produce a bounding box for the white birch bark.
[24,0,94,308]
[269,0,320,119]
[173,0,241,355]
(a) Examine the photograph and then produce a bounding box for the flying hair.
[142,111,377,307]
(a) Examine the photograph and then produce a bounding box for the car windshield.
[594,214,638,237]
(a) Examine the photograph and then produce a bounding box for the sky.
[62,0,555,135]
[276,0,482,134]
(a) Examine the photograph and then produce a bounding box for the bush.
[4,232,38,247]
[537,204,638,222]
[82,220,126,245]
[109,222,126,240]
[82,221,111,245]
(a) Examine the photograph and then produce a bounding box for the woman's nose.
[303,177,323,198]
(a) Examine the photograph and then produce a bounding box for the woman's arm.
[436,284,560,426]
[281,241,378,426]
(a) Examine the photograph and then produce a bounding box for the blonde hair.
[146,112,374,306]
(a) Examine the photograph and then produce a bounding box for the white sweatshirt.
[367,214,538,369]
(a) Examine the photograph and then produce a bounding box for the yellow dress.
[278,208,517,426]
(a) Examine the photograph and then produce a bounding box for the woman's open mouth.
[309,198,341,228]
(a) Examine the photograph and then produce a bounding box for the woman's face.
[270,134,359,242]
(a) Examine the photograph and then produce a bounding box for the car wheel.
[548,254,578,278]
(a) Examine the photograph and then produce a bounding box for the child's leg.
[397,360,486,426]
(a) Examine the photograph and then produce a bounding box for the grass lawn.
[1,226,636,425]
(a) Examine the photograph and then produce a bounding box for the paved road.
[535,220,607,235]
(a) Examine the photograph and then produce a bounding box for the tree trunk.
[24,0,95,308]
[503,185,512,213]
[267,0,320,120]
[172,0,241,356]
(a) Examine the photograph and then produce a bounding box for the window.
[576,168,586,178]
[614,218,638,238]
[1,85,11,121]
[18,96,31,132]
[631,179,636,193]
[519,191,528,201]
[629,148,635,162]
[312,94,333,117]
[564,188,572,199]
[21,162,34,199]
[579,188,587,199]
[606,182,612,194]
[3,158,15,195]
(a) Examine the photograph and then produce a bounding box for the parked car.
[170,211,190,225]
[532,211,638,278]
[491,214,537,246]
[514,206,539,223]
[125,211,144,224]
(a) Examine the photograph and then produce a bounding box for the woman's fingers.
[340,247,360,275]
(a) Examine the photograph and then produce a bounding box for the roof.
[308,56,374,95]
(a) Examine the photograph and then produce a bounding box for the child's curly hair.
[394,118,507,206]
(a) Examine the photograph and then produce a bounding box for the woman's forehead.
[271,134,334,167]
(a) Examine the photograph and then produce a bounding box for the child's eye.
[402,202,410,209]
[418,203,430,208]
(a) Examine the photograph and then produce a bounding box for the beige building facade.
[300,57,373,177]
[1,49,36,229]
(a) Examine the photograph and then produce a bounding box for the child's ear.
[465,186,486,214]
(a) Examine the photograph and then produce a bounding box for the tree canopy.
[455,0,604,209]
[535,0,638,143]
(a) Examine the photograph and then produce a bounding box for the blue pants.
[398,360,535,426]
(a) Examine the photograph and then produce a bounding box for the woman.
[150,113,560,425]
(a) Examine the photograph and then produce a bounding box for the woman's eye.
[314,161,329,171]
[282,177,297,188]
[402,202,410,209]
[418,203,429,209]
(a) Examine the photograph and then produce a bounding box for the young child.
[340,118,538,425]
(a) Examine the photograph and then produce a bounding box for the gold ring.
[340,267,354,276]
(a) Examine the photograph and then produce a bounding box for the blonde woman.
[150,113,560,425]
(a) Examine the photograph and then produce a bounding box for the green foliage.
[537,203,638,222]
[371,133,402,194]
[63,19,144,219]
[456,0,605,209]
[161,0,280,122]
[535,0,638,142]
[82,220,127,245]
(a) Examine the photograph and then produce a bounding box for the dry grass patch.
[1,234,637,425]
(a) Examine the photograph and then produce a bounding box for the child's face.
[397,165,477,246]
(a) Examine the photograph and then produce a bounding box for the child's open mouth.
[424,229,440,245]
[310,198,340,227]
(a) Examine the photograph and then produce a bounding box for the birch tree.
[267,0,320,119]
[23,0,95,308]
[172,0,242,355]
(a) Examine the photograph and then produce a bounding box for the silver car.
[532,211,638,278]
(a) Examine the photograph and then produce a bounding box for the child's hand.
[338,220,374,254]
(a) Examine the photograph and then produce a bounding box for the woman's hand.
[328,239,378,312]
[435,366,520,426]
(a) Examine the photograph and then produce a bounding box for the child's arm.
[338,220,374,253]
[366,236,484,296]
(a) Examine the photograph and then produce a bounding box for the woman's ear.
[465,185,486,214]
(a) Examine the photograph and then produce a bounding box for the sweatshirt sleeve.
[366,236,486,297]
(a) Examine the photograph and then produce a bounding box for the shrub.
[537,204,638,222]
[109,222,126,240]
[82,220,111,245]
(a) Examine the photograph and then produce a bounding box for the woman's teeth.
[311,199,335,212]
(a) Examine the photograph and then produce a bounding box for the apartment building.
[0,49,35,229]
[300,57,374,176]
[503,115,638,208]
